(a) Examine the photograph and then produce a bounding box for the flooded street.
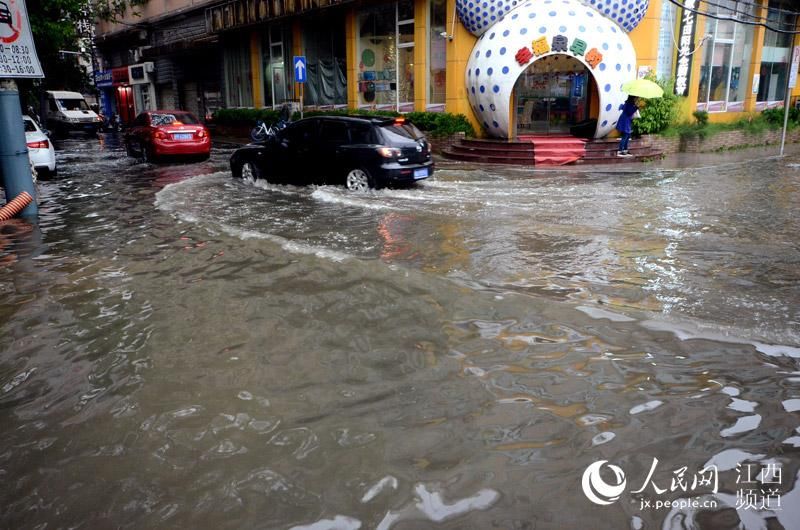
[1,135,799,529]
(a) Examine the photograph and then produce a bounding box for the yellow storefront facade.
[210,0,800,137]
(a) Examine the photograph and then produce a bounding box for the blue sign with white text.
[95,70,113,88]
[294,56,306,83]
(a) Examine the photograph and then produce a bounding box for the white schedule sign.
[0,0,44,78]
[789,46,800,89]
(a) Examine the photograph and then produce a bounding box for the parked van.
[45,91,102,135]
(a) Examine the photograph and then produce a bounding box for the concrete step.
[441,137,663,166]
[449,143,535,154]
[441,149,535,164]
[459,139,538,151]
[577,150,664,164]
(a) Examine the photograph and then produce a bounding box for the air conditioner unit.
[144,62,155,73]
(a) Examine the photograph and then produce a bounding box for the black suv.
[230,115,433,190]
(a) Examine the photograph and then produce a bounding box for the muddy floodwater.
[1,136,799,529]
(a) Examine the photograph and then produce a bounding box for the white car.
[24,115,56,176]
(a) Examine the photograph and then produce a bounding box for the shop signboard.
[112,66,130,86]
[0,0,43,78]
[673,0,697,97]
[128,62,153,85]
[95,70,113,88]
[206,0,353,32]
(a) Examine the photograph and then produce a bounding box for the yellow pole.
[745,0,768,113]
[628,0,661,74]
[293,20,303,108]
[445,0,481,134]
[250,30,264,107]
[345,9,359,110]
[414,0,428,111]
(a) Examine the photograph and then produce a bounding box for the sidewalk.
[213,134,800,173]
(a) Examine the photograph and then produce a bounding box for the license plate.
[173,133,193,141]
[414,168,428,179]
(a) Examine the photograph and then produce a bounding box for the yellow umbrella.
[621,78,664,99]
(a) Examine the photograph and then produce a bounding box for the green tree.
[632,74,683,136]
[20,0,147,107]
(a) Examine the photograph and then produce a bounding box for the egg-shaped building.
[465,0,637,139]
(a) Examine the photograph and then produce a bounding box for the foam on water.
[641,319,800,358]
[576,305,637,322]
[289,515,362,530]
[155,173,355,262]
[311,188,401,211]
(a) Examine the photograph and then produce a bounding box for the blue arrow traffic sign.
[294,56,306,83]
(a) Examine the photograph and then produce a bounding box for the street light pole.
[780,75,791,156]
[780,47,799,157]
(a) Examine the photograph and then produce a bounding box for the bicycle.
[250,119,289,142]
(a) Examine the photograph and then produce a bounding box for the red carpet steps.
[518,135,586,165]
[441,136,663,166]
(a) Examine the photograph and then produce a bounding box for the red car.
[125,110,211,162]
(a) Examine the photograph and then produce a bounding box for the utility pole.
[781,45,799,156]
[0,0,44,218]
[780,73,791,157]
[0,79,38,217]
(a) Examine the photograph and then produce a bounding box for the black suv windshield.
[379,122,425,145]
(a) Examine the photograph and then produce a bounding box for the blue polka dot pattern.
[584,0,649,32]
[457,0,517,36]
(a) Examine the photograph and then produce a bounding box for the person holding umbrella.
[616,78,665,157]
[616,95,639,157]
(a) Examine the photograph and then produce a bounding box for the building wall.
[96,0,800,135]
[629,0,662,76]
[444,0,478,132]
[97,0,218,37]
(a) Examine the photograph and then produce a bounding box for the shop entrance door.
[115,86,135,126]
[515,56,591,136]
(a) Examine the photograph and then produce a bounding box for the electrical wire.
[665,0,800,34]
[707,0,800,18]
[669,3,712,56]
[699,0,799,31]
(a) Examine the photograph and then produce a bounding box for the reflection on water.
[1,135,799,529]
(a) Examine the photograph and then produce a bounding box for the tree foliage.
[20,0,147,103]
[632,74,683,136]
[90,0,149,22]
